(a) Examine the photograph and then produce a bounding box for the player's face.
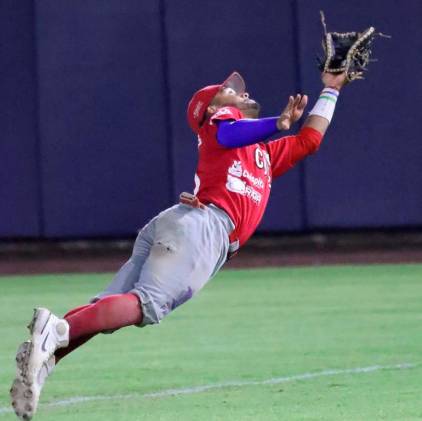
[212,87,261,118]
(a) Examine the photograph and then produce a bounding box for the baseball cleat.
[10,308,69,420]
[27,308,69,356]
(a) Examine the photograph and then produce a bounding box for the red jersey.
[194,106,322,247]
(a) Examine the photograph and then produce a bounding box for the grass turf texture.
[1,264,421,420]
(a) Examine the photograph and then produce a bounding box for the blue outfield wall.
[0,1,41,237]
[1,0,421,238]
[36,0,172,237]
[297,0,422,229]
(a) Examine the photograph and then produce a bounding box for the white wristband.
[308,88,339,123]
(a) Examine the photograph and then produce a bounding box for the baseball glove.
[317,11,388,82]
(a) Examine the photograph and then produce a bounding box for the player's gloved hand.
[277,94,308,131]
[317,11,389,82]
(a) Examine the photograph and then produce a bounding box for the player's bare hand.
[322,71,348,90]
[277,94,308,131]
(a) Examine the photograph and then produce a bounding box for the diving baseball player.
[10,70,347,420]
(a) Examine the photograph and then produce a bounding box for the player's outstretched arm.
[276,72,348,135]
[267,72,348,178]
[216,94,309,148]
[302,72,348,135]
[216,72,347,149]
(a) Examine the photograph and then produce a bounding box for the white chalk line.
[0,362,416,415]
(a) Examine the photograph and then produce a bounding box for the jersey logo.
[225,160,262,204]
[255,147,272,187]
[226,174,246,194]
[254,147,270,174]
[228,160,242,177]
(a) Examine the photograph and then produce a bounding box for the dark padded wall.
[0,1,40,237]
[164,0,304,231]
[36,0,171,237]
[298,0,422,228]
[1,0,422,239]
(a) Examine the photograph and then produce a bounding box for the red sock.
[55,334,95,363]
[55,294,142,363]
[67,293,142,341]
[54,303,96,363]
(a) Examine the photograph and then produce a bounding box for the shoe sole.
[16,340,32,378]
[10,377,34,421]
[11,341,34,420]
[10,309,51,421]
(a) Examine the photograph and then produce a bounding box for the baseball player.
[10,70,347,420]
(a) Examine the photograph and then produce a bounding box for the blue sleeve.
[216,117,279,148]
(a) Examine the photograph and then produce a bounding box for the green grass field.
[1,264,422,420]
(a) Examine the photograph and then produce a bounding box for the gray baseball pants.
[92,204,234,326]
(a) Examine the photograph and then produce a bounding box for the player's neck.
[241,110,259,119]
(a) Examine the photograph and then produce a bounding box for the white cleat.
[10,308,69,420]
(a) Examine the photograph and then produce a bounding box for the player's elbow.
[298,127,323,155]
[306,136,322,155]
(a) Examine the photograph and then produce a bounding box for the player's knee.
[94,293,142,326]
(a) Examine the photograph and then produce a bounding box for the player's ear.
[207,105,217,115]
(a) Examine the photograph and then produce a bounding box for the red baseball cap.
[187,71,246,134]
